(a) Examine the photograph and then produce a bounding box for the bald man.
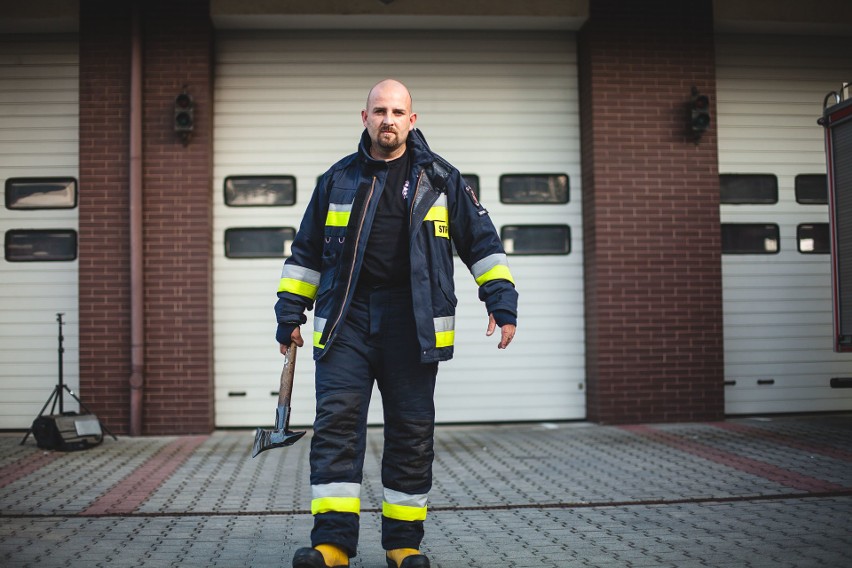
[276,79,518,568]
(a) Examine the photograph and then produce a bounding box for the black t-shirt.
[360,151,411,287]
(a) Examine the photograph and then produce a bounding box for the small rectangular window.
[719,174,778,204]
[500,174,569,204]
[5,178,77,209]
[461,174,479,200]
[797,223,830,254]
[4,229,77,261]
[501,225,570,255]
[795,174,828,205]
[224,176,296,206]
[721,224,779,254]
[224,227,295,258]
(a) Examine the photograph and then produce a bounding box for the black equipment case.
[31,412,103,451]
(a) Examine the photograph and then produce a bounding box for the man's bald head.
[366,79,413,112]
[361,79,417,161]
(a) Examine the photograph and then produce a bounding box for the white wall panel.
[716,33,852,415]
[213,30,583,427]
[0,35,79,429]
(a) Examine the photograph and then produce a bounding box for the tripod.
[20,313,116,445]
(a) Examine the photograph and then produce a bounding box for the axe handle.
[277,343,298,407]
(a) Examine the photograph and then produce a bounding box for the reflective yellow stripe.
[383,501,427,522]
[313,317,327,349]
[424,205,448,222]
[312,497,360,516]
[435,330,454,348]
[474,264,515,286]
[278,277,319,299]
[434,316,454,348]
[325,210,350,227]
[313,331,325,349]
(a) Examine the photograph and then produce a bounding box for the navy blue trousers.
[310,284,438,556]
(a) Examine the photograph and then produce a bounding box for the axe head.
[251,405,305,458]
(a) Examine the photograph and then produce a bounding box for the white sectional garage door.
[716,33,852,414]
[0,35,79,428]
[213,30,584,427]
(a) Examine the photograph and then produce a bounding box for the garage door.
[716,33,852,414]
[213,30,584,426]
[0,34,79,428]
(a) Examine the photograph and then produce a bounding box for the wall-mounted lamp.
[688,86,711,142]
[174,90,194,145]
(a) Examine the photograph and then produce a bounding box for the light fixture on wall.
[174,89,195,145]
[688,86,711,142]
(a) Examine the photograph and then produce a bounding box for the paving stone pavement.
[1,414,852,567]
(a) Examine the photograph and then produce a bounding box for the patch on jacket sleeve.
[464,184,488,216]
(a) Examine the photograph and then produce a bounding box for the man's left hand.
[486,313,516,349]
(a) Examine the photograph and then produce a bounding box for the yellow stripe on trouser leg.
[311,496,361,516]
[382,501,428,522]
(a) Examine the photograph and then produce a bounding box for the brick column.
[79,0,133,433]
[79,0,214,434]
[578,0,725,423]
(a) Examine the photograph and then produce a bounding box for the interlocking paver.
[2,415,852,567]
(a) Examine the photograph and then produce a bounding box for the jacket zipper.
[324,176,377,345]
[409,170,425,225]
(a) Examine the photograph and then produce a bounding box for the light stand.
[20,313,116,445]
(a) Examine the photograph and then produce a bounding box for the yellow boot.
[316,544,349,567]
[386,548,430,568]
[292,543,349,567]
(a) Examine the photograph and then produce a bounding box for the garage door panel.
[0,35,79,429]
[717,33,852,415]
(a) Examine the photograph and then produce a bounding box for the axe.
[251,343,306,458]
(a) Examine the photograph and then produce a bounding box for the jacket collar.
[358,128,433,169]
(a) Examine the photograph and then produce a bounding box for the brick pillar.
[579,0,725,423]
[79,0,214,434]
[79,1,133,433]
[140,0,214,435]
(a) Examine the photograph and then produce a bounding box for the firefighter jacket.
[275,128,518,363]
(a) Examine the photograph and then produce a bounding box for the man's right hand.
[280,327,304,354]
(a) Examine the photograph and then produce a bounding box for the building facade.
[1,0,850,434]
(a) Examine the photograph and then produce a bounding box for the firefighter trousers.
[309,283,438,557]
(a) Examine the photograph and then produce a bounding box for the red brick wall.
[79,1,133,433]
[579,0,725,423]
[79,0,214,435]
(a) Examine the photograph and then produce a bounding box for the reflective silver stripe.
[328,202,352,214]
[432,194,447,208]
[471,253,508,280]
[314,317,327,334]
[312,482,361,515]
[312,482,361,500]
[433,316,454,333]
[329,202,352,213]
[383,487,428,509]
[280,263,321,286]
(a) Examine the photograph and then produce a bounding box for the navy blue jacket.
[275,128,518,363]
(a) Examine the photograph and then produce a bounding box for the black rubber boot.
[386,553,430,568]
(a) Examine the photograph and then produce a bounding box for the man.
[275,79,518,568]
